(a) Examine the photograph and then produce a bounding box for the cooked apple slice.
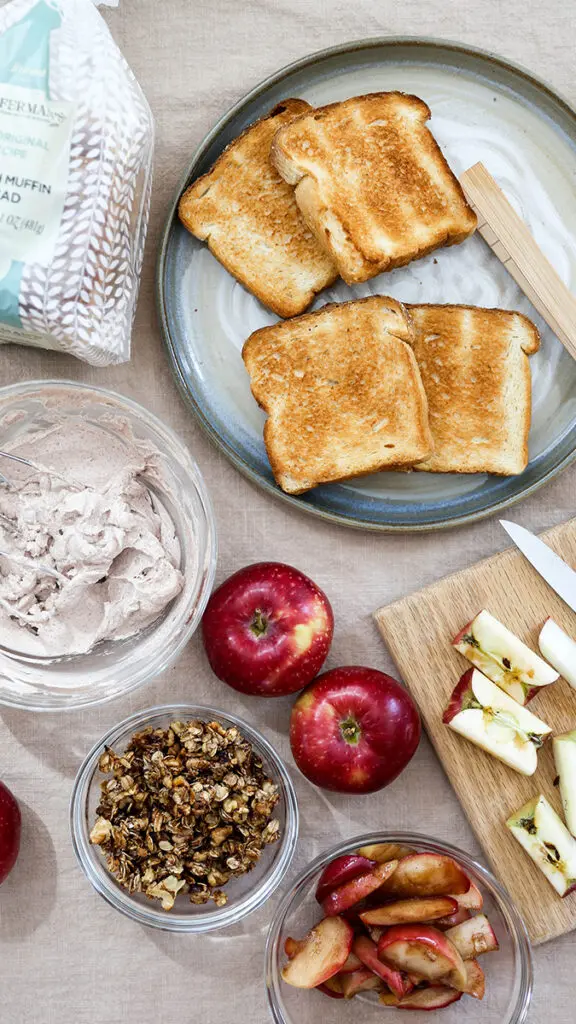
[281,916,354,988]
[443,668,551,775]
[539,619,576,691]
[317,976,345,999]
[353,935,410,999]
[360,896,458,927]
[436,906,471,929]
[453,610,558,703]
[340,967,382,998]
[322,859,398,916]
[445,914,499,958]
[284,936,302,958]
[507,794,576,897]
[315,854,376,904]
[365,924,385,943]
[379,992,401,1007]
[377,924,467,989]
[387,985,462,1010]
[452,880,483,910]
[339,951,363,974]
[381,853,470,898]
[554,731,576,837]
[357,843,415,862]
[452,959,485,1000]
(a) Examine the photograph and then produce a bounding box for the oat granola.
[89,719,281,910]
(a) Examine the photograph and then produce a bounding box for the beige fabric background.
[1,0,575,1021]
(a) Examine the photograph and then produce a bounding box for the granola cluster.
[89,719,281,910]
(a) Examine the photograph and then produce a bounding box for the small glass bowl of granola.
[70,703,298,932]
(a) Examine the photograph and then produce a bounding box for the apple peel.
[352,934,411,999]
[315,854,376,904]
[322,858,398,916]
[377,924,467,988]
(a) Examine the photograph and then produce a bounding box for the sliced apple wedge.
[357,843,415,863]
[553,731,576,838]
[455,959,485,1000]
[317,976,345,999]
[381,852,470,898]
[281,916,354,988]
[340,967,382,998]
[444,914,499,958]
[322,859,398,916]
[353,935,410,999]
[436,906,471,929]
[377,924,467,989]
[452,880,483,911]
[453,610,558,703]
[365,924,385,943]
[539,619,576,691]
[507,794,576,897]
[359,896,458,927]
[443,668,551,775]
[315,854,376,904]
[384,986,463,1010]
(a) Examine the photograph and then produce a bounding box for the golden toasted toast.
[271,92,477,285]
[178,99,337,318]
[242,296,433,494]
[407,304,540,475]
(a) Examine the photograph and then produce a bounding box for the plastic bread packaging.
[0,0,153,365]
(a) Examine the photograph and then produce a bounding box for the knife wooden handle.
[460,162,576,362]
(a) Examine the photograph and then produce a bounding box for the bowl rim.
[264,831,533,1024]
[70,702,299,932]
[0,380,218,712]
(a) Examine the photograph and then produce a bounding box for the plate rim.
[156,34,576,533]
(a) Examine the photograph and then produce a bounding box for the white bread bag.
[0,0,153,364]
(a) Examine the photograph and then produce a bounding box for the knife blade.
[500,520,576,614]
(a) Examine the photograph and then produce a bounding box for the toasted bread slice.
[407,305,540,475]
[242,296,433,494]
[271,92,477,285]
[178,99,337,318]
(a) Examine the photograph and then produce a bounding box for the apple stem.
[251,609,268,637]
[340,716,361,745]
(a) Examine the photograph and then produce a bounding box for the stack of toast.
[179,91,540,495]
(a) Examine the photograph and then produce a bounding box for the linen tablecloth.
[1,1,575,1021]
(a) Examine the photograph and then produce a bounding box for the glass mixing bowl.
[70,703,299,932]
[0,380,216,710]
[266,832,532,1024]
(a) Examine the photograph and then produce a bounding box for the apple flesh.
[201,562,333,697]
[357,842,415,862]
[507,794,576,897]
[359,896,458,927]
[451,880,483,911]
[0,781,21,884]
[435,906,471,929]
[322,859,398,916]
[377,924,467,988]
[445,914,499,958]
[339,968,382,998]
[382,986,462,1010]
[352,934,410,999]
[315,854,375,904]
[381,853,470,898]
[317,976,345,999]
[443,668,551,775]
[290,667,420,794]
[281,916,353,988]
[455,959,485,1000]
[539,619,576,691]
[453,610,558,704]
[553,731,576,838]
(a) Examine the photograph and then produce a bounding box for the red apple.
[322,859,398,917]
[282,916,353,988]
[0,781,21,884]
[315,854,376,904]
[352,935,410,999]
[378,924,467,989]
[201,562,333,696]
[290,667,421,794]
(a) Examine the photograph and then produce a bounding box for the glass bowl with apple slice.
[71,703,298,932]
[265,833,532,1024]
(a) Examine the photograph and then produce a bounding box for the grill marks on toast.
[242,296,433,494]
[408,305,540,475]
[271,92,477,284]
[178,99,337,318]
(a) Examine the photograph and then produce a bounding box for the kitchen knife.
[500,520,576,614]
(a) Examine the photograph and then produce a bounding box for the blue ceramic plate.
[157,38,576,531]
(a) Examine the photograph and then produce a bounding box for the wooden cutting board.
[375,518,576,945]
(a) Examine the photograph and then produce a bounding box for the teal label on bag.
[0,1,71,327]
